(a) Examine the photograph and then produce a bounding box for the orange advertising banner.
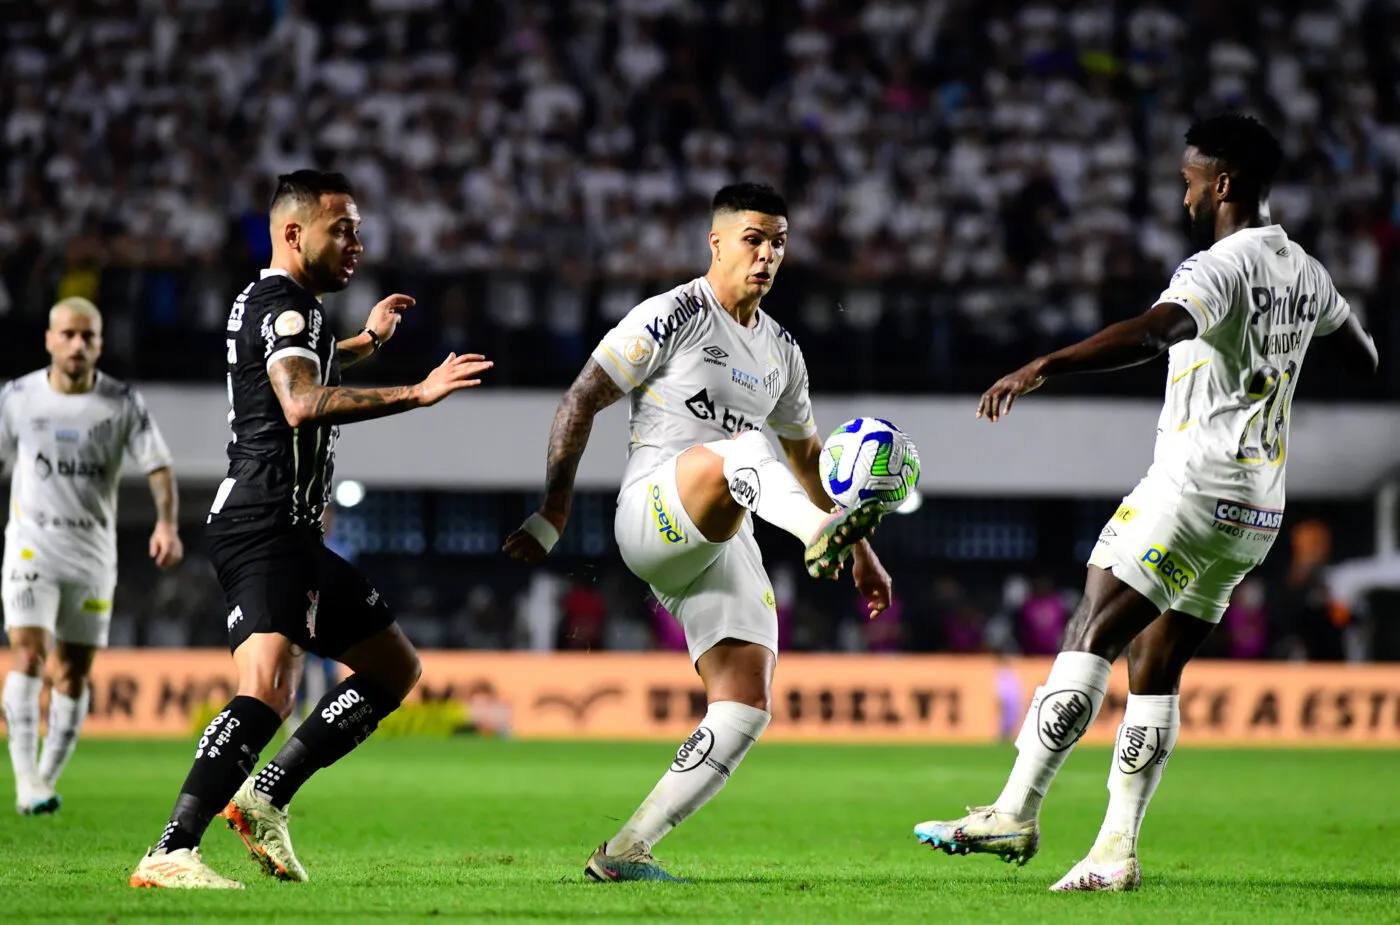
[6,650,1399,745]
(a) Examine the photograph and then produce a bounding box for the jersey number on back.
[1235,361,1297,466]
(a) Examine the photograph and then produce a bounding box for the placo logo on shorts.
[1140,545,1194,592]
[671,725,715,772]
[1037,689,1092,752]
[649,484,685,545]
[1213,500,1283,533]
[1116,724,1166,774]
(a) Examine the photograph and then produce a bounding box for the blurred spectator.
[1017,574,1069,655]
[1277,519,1346,660]
[557,574,608,651]
[1220,577,1270,659]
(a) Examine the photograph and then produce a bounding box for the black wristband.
[361,327,382,352]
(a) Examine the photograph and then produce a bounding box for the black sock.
[154,695,282,853]
[253,675,399,810]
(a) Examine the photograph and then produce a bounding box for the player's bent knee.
[10,646,45,677]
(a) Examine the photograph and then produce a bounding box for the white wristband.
[521,512,561,554]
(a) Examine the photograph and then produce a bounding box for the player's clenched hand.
[851,541,892,618]
[150,522,184,570]
[503,509,566,564]
[366,293,414,345]
[977,359,1047,422]
[417,352,493,406]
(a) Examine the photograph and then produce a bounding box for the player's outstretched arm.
[780,433,892,615]
[978,302,1198,421]
[270,352,492,428]
[147,466,183,569]
[503,359,624,563]
[1316,311,1379,376]
[337,294,413,368]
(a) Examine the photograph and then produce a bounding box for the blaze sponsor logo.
[1037,689,1091,752]
[1141,545,1194,592]
[1213,500,1283,533]
[623,336,653,366]
[671,725,715,772]
[650,484,685,545]
[645,295,703,345]
[684,389,761,434]
[57,458,107,479]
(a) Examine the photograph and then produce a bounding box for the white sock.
[38,686,90,788]
[1091,693,1179,861]
[3,672,43,789]
[609,701,771,856]
[706,430,827,543]
[993,652,1112,822]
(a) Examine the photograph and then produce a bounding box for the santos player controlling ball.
[913,114,1378,890]
[2,298,183,815]
[505,183,893,882]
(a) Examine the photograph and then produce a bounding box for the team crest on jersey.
[274,310,306,337]
[623,336,653,366]
[762,361,782,398]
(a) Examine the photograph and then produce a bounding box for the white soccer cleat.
[913,805,1040,866]
[1050,854,1142,891]
[129,847,244,889]
[15,775,60,816]
[220,777,308,882]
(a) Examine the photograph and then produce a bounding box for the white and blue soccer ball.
[819,418,921,513]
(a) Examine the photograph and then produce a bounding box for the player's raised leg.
[224,623,419,882]
[34,640,97,804]
[129,633,297,889]
[677,430,882,578]
[3,626,58,815]
[914,566,1161,865]
[588,640,772,883]
[1051,609,1212,892]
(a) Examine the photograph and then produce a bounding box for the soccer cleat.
[1050,854,1142,891]
[804,498,884,579]
[15,775,61,816]
[913,806,1040,866]
[129,848,244,889]
[584,842,689,883]
[220,778,308,882]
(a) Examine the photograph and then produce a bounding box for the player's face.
[45,309,102,378]
[1181,147,1221,249]
[302,194,363,293]
[711,212,788,298]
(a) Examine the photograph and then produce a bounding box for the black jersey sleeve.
[257,295,328,376]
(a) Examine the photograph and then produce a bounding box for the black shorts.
[208,527,393,659]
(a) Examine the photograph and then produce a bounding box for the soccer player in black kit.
[130,171,492,889]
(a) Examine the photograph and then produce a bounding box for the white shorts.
[1087,478,1280,624]
[2,550,115,647]
[615,455,778,664]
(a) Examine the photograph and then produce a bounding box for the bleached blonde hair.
[49,297,103,332]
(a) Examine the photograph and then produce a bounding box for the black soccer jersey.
[207,269,339,536]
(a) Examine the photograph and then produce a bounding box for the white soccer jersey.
[1150,225,1350,509]
[0,370,172,574]
[592,276,818,493]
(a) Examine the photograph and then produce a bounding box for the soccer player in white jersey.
[505,183,893,882]
[1,297,183,815]
[913,114,1378,890]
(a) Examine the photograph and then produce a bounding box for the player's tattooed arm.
[269,352,492,428]
[146,466,183,568]
[540,359,624,526]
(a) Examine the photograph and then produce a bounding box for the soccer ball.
[819,418,921,513]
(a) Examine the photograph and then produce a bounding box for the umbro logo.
[702,345,728,367]
[1276,246,1290,256]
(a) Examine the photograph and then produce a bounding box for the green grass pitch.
[2,739,1396,924]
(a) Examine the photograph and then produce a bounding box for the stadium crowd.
[3,0,1399,393]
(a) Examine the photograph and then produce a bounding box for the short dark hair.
[1185,113,1284,199]
[270,169,355,214]
[712,182,788,218]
